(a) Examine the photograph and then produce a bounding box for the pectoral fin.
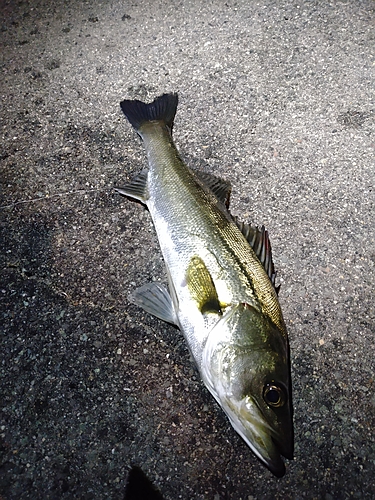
[186,256,222,315]
[130,283,178,325]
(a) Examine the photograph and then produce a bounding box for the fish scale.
[143,122,285,336]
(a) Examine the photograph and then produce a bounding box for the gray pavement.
[1,0,374,498]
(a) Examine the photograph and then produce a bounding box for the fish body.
[115,94,293,476]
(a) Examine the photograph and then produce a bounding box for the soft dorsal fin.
[186,256,222,315]
[234,218,279,293]
[193,171,232,208]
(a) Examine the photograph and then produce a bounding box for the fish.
[115,94,293,477]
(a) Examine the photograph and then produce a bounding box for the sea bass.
[115,94,293,476]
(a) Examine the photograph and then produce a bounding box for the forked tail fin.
[120,93,178,133]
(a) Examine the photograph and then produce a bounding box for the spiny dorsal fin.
[120,93,178,134]
[234,218,279,293]
[186,256,222,315]
[194,171,232,208]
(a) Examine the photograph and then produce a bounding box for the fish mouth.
[223,395,293,477]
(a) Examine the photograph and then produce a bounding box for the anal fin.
[114,170,149,203]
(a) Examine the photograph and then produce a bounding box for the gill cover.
[201,303,293,476]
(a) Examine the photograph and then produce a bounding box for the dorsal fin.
[193,171,232,208]
[234,218,279,293]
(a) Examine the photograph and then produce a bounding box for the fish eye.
[263,383,286,408]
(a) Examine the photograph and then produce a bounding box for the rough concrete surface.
[1,0,374,498]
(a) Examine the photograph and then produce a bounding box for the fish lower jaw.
[200,373,286,476]
[220,396,287,477]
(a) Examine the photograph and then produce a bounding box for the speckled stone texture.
[1,1,374,498]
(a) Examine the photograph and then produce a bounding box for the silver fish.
[115,94,293,476]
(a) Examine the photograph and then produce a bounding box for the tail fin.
[120,93,178,133]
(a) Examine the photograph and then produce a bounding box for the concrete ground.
[1,0,374,498]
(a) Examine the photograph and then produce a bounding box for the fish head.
[201,302,293,477]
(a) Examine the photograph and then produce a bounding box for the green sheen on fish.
[115,94,293,477]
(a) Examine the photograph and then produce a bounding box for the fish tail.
[120,93,178,133]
